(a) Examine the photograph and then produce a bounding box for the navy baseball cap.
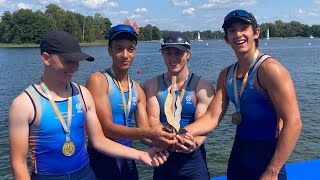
[222,9,257,29]
[108,24,138,43]
[40,30,94,62]
[160,31,190,51]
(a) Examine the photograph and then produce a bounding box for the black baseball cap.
[222,9,257,29]
[40,30,94,62]
[160,31,190,51]
[108,24,138,44]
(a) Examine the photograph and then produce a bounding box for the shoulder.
[143,75,160,94]
[77,85,93,99]
[9,91,34,122]
[87,71,107,84]
[258,57,290,87]
[196,76,214,91]
[133,81,144,95]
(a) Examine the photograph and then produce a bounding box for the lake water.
[1,38,320,179]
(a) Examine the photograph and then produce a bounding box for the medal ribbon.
[40,82,72,141]
[109,68,132,126]
[233,50,259,112]
[165,73,190,103]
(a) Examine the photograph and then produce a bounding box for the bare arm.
[143,78,177,148]
[9,93,33,180]
[86,72,153,140]
[176,78,214,153]
[259,59,302,179]
[185,69,230,136]
[81,85,168,167]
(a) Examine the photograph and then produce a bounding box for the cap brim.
[222,17,253,28]
[160,45,189,51]
[109,31,138,42]
[59,51,94,62]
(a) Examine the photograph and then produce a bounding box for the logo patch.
[76,103,83,113]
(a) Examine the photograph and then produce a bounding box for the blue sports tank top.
[103,71,138,146]
[226,55,279,140]
[25,82,89,175]
[157,73,200,128]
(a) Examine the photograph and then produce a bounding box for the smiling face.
[43,53,80,83]
[224,22,260,55]
[161,47,191,75]
[108,39,136,71]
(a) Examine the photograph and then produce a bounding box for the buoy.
[206,43,208,46]
[137,69,141,74]
[265,43,267,46]
[308,42,311,46]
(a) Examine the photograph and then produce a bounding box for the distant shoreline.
[0,39,160,48]
[0,37,317,48]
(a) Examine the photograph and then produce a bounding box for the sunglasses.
[225,9,253,20]
[110,25,137,34]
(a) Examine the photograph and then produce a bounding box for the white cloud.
[105,1,118,8]
[200,0,256,10]
[297,9,319,17]
[65,0,78,3]
[109,11,129,16]
[0,0,9,8]
[134,8,147,13]
[238,0,256,7]
[170,0,190,7]
[82,0,118,9]
[183,8,195,15]
[315,0,320,4]
[127,14,141,19]
[38,0,61,5]
[200,3,216,9]
[17,3,33,10]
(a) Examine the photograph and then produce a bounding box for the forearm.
[266,119,302,173]
[140,138,157,147]
[184,113,218,136]
[193,135,207,146]
[93,136,143,160]
[103,125,152,140]
[12,162,30,180]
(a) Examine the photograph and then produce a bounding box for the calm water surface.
[0,38,319,179]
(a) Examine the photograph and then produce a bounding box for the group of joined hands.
[139,123,198,167]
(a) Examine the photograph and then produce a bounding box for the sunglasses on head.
[110,25,137,34]
[225,9,254,21]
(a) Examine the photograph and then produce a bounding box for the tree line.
[0,4,319,44]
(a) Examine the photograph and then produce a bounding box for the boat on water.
[310,35,315,39]
[210,159,320,180]
[196,31,203,41]
[266,28,270,40]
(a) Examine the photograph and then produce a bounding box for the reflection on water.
[0,38,320,179]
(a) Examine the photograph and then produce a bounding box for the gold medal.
[231,112,242,125]
[62,141,75,156]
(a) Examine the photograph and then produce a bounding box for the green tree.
[0,11,13,43]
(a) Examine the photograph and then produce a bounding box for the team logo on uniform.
[132,96,137,105]
[76,103,83,113]
[249,79,254,89]
[185,95,192,104]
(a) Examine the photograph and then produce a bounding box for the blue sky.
[1,0,320,31]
